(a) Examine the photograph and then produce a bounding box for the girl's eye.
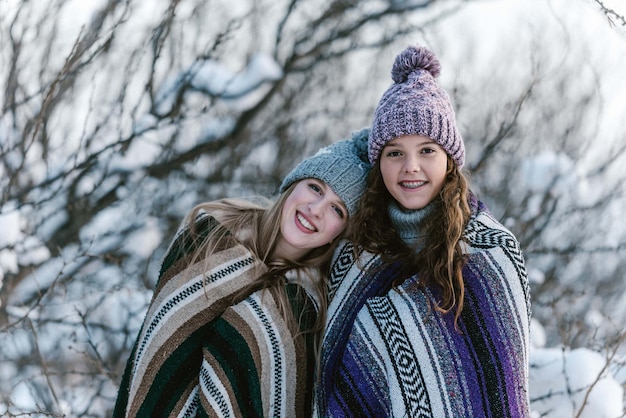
[421,148,435,154]
[385,150,402,157]
[308,183,322,194]
[332,204,346,219]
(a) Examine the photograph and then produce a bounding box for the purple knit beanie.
[369,45,465,168]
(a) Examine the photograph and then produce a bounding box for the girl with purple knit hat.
[315,45,531,417]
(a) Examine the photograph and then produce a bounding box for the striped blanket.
[114,215,318,417]
[316,199,531,417]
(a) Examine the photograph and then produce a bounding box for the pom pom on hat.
[279,129,371,217]
[369,45,465,168]
[391,46,441,83]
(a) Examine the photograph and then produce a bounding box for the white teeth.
[297,213,316,231]
[401,181,425,189]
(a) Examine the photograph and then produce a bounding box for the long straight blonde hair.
[181,182,342,338]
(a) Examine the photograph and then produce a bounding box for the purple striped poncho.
[316,199,530,417]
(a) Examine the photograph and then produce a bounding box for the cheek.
[433,161,448,186]
[379,161,391,179]
[328,218,347,240]
[282,192,300,215]
[278,211,288,236]
[379,163,395,188]
[429,173,447,197]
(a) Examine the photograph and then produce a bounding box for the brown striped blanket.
[114,215,318,417]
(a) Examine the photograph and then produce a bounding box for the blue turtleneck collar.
[387,200,439,247]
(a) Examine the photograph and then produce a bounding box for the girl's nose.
[309,199,324,218]
[403,155,420,173]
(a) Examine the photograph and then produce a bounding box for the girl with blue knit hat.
[315,45,531,417]
[113,131,370,418]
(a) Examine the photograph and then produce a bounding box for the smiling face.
[274,178,348,261]
[379,134,448,211]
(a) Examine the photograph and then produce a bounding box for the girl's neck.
[270,237,307,264]
[388,201,438,247]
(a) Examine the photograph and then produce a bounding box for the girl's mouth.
[400,180,426,189]
[296,211,317,232]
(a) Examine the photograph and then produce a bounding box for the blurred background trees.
[1,0,625,416]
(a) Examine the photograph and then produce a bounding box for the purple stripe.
[455,258,519,417]
[319,260,399,413]
[327,332,389,417]
[408,287,477,416]
[471,253,528,417]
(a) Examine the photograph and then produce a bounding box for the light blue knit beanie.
[279,129,371,217]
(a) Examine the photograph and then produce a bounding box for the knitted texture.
[114,214,318,418]
[315,197,531,417]
[369,45,465,167]
[387,200,437,246]
[280,129,371,216]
